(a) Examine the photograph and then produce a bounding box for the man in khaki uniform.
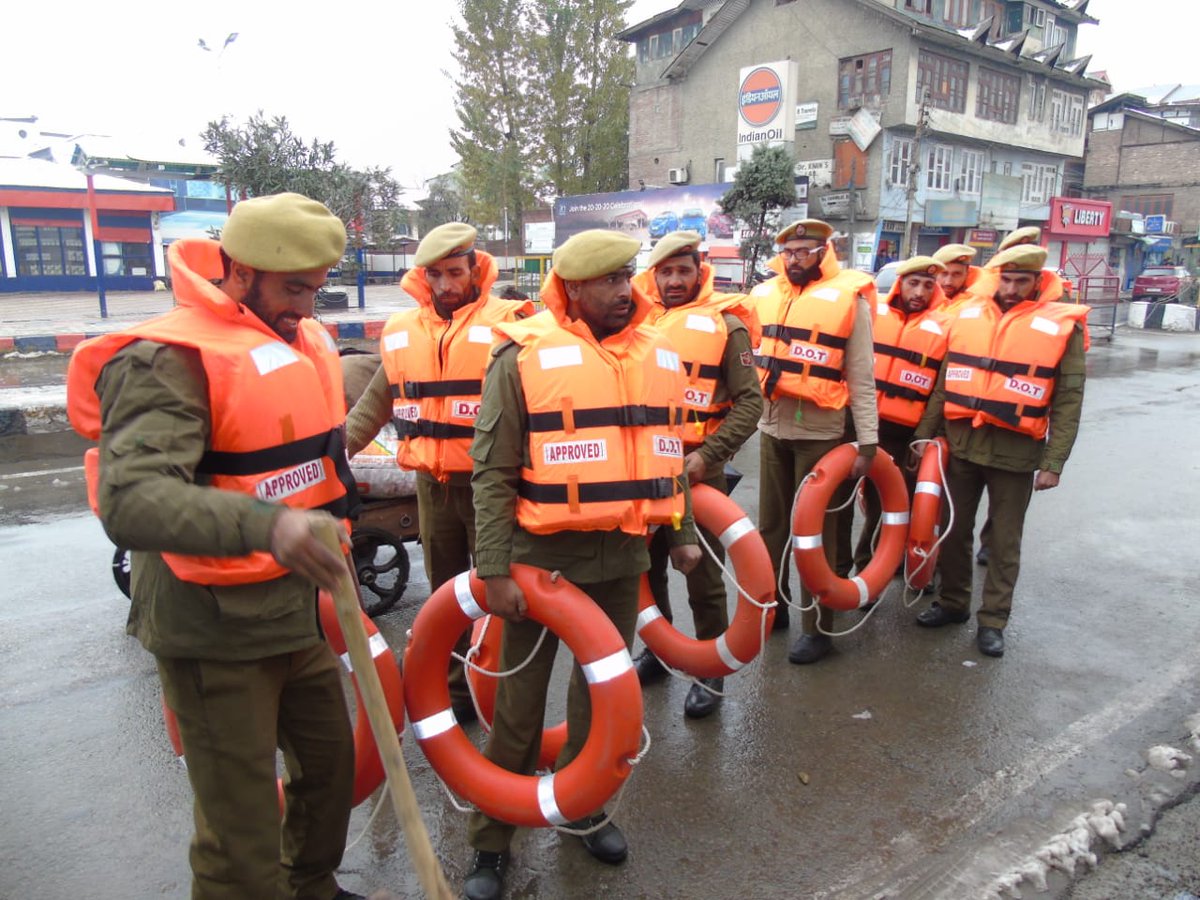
[68,194,364,899]
[913,245,1087,657]
[632,231,763,719]
[463,230,700,900]
[752,219,879,665]
[346,223,529,722]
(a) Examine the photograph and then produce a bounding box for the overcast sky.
[2,0,1192,187]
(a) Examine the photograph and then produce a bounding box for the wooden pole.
[314,521,455,900]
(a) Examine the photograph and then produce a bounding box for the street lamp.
[85,166,108,318]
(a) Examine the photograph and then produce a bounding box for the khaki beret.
[896,256,946,279]
[552,230,641,281]
[997,226,1042,252]
[933,244,977,266]
[776,219,833,244]
[221,193,346,272]
[986,244,1048,273]
[414,222,478,268]
[647,230,703,269]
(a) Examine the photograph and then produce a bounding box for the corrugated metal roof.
[0,157,172,193]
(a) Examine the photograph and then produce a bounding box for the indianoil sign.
[736,61,797,159]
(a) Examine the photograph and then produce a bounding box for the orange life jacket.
[942,276,1089,440]
[497,275,686,537]
[381,251,531,481]
[751,246,862,407]
[67,239,357,586]
[635,262,760,447]
[872,282,952,428]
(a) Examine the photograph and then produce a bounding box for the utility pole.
[848,159,857,269]
[901,91,931,259]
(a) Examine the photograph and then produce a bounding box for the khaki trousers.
[416,474,476,706]
[758,432,844,636]
[936,454,1034,629]
[467,576,641,852]
[157,643,354,900]
[646,468,729,641]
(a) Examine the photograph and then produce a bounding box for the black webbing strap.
[392,418,476,440]
[682,359,721,380]
[875,379,931,402]
[946,351,1056,379]
[874,341,943,371]
[761,324,849,350]
[527,405,683,432]
[518,477,677,504]
[753,355,843,397]
[390,378,482,400]
[945,390,1049,427]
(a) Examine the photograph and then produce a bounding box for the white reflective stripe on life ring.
[793,533,823,550]
[881,511,911,526]
[454,571,486,620]
[339,631,390,672]
[719,516,756,550]
[715,633,747,672]
[537,773,568,825]
[412,708,456,741]
[582,649,632,685]
[851,576,870,608]
[636,605,663,631]
[915,481,942,498]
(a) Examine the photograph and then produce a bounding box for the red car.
[1133,266,1197,303]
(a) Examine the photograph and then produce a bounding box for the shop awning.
[1139,236,1174,251]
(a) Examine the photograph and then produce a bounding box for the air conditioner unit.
[667,167,689,185]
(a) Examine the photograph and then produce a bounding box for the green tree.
[719,145,797,284]
[201,112,401,252]
[450,0,537,239]
[418,169,469,235]
[527,0,633,198]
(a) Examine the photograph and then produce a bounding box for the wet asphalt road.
[1,329,1199,899]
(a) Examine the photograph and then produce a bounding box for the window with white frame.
[1049,89,1085,136]
[959,149,984,193]
[1045,16,1067,47]
[1020,162,1058,203]
[926,144,954,191]
[889,138,913,185]
[1028,78,1047,121]
[1029,5,1046,27]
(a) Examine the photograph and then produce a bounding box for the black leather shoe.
[683,677,723,719]
[977,626,1005,657]
[772,601,790,632]
[976,546,990,566]
[463,850,508,900]
[632,649,667,686]
[787,633,832,664]
[915,602,971,628]
[570,815,628,864]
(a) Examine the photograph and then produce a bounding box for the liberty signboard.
[736,60,797,160]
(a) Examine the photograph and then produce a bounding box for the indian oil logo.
[739,67,783,127]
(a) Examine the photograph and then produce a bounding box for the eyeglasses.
[780,247,820,261]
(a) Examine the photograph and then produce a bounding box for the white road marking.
[820,652,1200,899]
[0,465,84,481]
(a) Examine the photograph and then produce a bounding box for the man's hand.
[669,543,702,575]
[1034,470,1061,492]
[269,509,351,593]
[850,452,873,481]
[905,442,924,474]
[683,451,708,486]
[484,575,527,623]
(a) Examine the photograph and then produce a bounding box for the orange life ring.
[905,438,947,590]
[465,616,567,770]
[317,590,406,806]
[636,483,775,676]
[791,443,909,611]
[404,564,643,828]
[159,592,404,810]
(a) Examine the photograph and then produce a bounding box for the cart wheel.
[112,547,132,599]
[351,527,410,618]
